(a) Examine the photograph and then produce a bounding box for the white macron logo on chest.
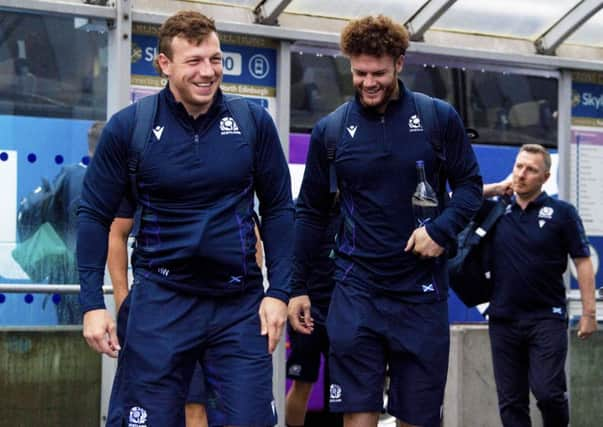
[152,125,164,141]
[346,125,358,138]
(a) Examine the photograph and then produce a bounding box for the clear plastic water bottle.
[412,160,439,228]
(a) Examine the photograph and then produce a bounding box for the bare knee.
[344,411,379,427]
[185,403,208,427]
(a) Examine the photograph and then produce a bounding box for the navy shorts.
[326,266,449,427]
[108,278,276,427]
[116,290,206,405]
[286,304,330,383]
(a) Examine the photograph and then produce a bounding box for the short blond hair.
[519,144,551,172]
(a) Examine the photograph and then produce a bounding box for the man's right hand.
[288,295,314,335]
[83,309,120,358]
[483,179,513,198]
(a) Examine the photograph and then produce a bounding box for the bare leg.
[185,403,208,427]
[344,412,379,427]
[286,380,314,426]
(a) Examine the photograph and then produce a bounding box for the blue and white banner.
[131,24,277,96]
[572,72,603,127]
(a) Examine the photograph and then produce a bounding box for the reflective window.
[290,49,558,147]
[0,10,108,327]
[0,10,107,119]
[463,69,558,147]
[290,50,352,133]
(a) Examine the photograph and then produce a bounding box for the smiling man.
[290,15,482,427]
[485,144,596,427]
[77,10,293,427]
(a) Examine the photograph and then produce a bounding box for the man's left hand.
[259,296,287,353]
[405,226,444,258]
[577,314,597,339]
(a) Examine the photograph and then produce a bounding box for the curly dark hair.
[340,15,409,59]
[154,10,217,72]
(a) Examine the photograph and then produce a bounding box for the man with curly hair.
[290,15,482,427]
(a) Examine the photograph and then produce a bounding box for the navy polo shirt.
[488,192,590,320]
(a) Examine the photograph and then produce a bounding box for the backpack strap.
[476,195,511,238]
[223,94,257,159]
[324,101,351,195]
[128,93,158,236]
[480,195,512,279]
[413,91,447,200]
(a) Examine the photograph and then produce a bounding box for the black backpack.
[447,195,511,307]
[16,178,61,242]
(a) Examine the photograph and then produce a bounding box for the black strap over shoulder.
[128,94,159,236]
[412,91,448,201]
[324,101,351,195]
[223,93,257,157]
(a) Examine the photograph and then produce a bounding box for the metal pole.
[0,284,113,294]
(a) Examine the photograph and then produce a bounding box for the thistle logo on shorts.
[128,406,148,427]
[288,364,302,376]
[408,115,423,132]
[329,384,342,403]
[219,116,241,135]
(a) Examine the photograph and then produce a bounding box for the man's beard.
[357,80,398,113]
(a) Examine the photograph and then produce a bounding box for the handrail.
[0,284,113,294]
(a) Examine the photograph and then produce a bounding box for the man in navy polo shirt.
[77,10,293,427]
[290,15,482,427]
[484,144,597,427]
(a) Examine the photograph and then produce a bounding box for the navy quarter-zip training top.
[77,88,294,313]
[293,83,482,302]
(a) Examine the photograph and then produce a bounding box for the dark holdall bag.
[447,195,511,307]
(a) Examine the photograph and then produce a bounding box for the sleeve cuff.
[265,288,290,304]
[80,302,107,314]
[425,222,452,249]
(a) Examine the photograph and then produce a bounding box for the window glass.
[290,50,558,147]
[290,51,352,133]
[0,10,108,327]
[463,69,558,147]
[0,10,107,119]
